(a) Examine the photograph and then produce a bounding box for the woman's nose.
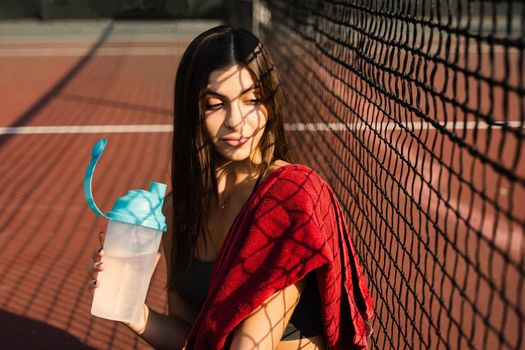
[224,101,246,129]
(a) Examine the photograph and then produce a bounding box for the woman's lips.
[221,137,250,147]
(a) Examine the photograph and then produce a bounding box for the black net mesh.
[252,0,525,349]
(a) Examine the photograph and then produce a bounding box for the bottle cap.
[107,183,167,231]
[84,138,168,231]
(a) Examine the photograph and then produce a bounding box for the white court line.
[284,121,524,131]
[0,121,522,135]
[0,34,195,43]
[284,121,525,131]
[0,47,186,57]
[0,124,172,135]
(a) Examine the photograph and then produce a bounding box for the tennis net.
[251,1,525,349]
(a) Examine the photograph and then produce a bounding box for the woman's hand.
[87,231,106,295]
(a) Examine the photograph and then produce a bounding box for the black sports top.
[175,258,323,340]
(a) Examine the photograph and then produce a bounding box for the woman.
[88,25,374,350]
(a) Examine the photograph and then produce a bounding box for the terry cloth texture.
[184,164,374,349]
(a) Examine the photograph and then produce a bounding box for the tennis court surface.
[1,2,524,349]
[0,20,218,349]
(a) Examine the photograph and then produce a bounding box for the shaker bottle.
[83,138,167,324]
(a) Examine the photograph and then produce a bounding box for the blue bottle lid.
[106,183,167,231]
[84,139,168,231]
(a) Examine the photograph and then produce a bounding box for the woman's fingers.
[87,279,99,288]
[91,246,105,261]
[87,259,103,296]
[88,246,105,283]
[98,230,105,247]
[87,279,99,296]
[92,231,105,261]
[90,231,105,261]
[87,230,106,296]
[92,246,105,259]
[87,261,104,279]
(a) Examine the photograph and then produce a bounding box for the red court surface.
[1,19,523,350]
[0,20,218,350]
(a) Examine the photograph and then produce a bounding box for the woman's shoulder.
[269,161,325,184]
[254,162,335,230]
[263,161,331,199]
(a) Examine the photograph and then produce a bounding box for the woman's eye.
[205,102,223,110]
[246,98,262,105]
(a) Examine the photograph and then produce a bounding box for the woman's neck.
[215,159,261,190]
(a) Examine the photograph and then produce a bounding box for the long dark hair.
[169,25,291,288]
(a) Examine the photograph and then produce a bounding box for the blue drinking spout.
[84,138,110,220]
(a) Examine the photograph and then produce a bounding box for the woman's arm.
[127,304,191,350]
[229,279,306,350]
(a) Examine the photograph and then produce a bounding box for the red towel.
[184,164,374,349]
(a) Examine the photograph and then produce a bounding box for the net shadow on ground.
[0,309,96,349]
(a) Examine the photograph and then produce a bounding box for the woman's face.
[204,64,268,164]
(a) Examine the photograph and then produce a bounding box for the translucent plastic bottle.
[83,139,167,324]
